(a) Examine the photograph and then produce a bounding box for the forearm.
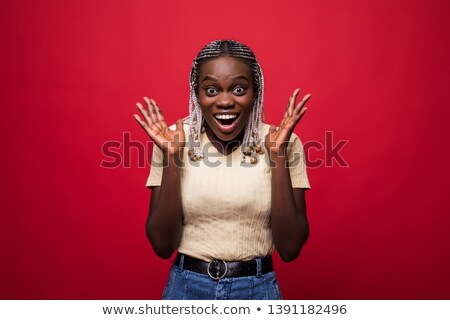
[147,153,183,259]
[270,156,309,262]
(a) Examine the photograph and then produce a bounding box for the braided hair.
[188,40,265,163]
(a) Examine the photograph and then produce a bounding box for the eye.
[232,86,246,95]
[205,87,218,96]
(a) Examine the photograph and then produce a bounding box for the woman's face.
[197,56,254,142]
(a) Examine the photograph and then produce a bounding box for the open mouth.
[213,113,239,126]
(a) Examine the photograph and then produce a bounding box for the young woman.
[134,40,311,299]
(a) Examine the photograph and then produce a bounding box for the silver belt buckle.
[207,260,228,280]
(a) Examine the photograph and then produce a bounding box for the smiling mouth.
[213,113,239,126]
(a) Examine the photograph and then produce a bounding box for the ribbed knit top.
[146,121,310,261]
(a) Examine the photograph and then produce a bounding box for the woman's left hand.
[265,88,311,158]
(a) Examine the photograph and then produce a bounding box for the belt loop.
[179,254,185,269]
[256,257,262,277]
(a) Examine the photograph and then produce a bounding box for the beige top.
[146,120,310,261]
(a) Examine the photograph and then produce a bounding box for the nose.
[216,92,235,109]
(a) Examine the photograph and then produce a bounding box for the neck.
[204,125,244,156]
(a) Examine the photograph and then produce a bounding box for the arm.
[146,151,183,259]
[134,97,185,259]
[270,156,309,262]
[265,89,311,262]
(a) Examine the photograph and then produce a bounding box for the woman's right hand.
[133,97,185,157]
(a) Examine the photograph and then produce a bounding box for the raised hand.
[133,97,185,156]
[265,88,311,157]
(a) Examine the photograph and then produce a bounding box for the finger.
[294,93,311,115]
[284,100,290,117]
[279,116,288,129]
[172,119,185,144]
[298,107,308,120]
[133,114,147,129]
[289,107,308,130]
[136,102,153,126]
[138,101,164,133]
[150,98,166,124]
[134,113,158,136]
[266,125,277,148]
[144,97,158,123]
[269,124,277,134]
[176,119,184,132]
[286,88,300,117]
[285,96,293,117]
[149,99,166,131]
[134,114,160,140]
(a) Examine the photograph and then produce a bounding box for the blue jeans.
[162,255,283,300]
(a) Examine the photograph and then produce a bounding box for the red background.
[2,0,450,299]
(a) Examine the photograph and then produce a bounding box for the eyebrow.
[201,75,250,83]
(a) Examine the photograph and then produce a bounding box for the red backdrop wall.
[2,0,449,299]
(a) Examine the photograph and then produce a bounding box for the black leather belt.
[174,254,273,280]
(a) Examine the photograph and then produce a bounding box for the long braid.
[188,40,265,163]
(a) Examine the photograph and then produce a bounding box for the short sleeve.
[287,133,310,189]
[145,143,164,188]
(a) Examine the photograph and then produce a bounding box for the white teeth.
[214,114,238,120]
